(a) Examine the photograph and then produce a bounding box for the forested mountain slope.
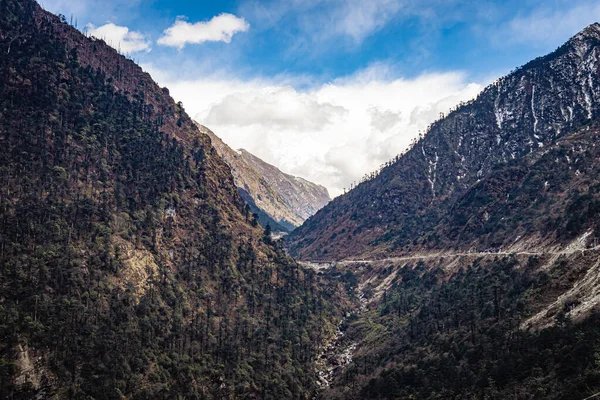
[289,22,600,400]
[0,0,341,398]
[310,124,600,399]
[288,23,600,261]
[198,124,330,233]
[317,250,600,399]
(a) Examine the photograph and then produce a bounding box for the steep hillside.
[287,22,600,400]
[308,122,600,400]
[288,23,600,261]
[0,1,341,398]
[314,250,600,400]
[198,124,330,232]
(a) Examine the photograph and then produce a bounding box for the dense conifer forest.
[0,0,343,397]
[319,256,600,399]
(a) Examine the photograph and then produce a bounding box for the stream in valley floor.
[313,270,370,392]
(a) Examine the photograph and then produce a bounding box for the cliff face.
[0,1,337,398]
[288,23,600,261]
[198,124,330,232]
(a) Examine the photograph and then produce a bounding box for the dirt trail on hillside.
[302,233,600,367]
[301,244,600,271]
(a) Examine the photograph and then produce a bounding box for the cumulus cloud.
[204,87,347,131]
[158,14,250,49]
[144,65,483,197]
[369,108,402,132]
[87,23,151,53]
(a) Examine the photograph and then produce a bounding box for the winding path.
[301,244,600,271]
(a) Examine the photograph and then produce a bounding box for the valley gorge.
[3,0,600,399]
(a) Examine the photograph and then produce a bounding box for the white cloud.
[326,0,404,43]
[369,107,402,132]
[158,14,250,49]
[204,87,347,131]
[87,23,151,54]
[144,65,482,198]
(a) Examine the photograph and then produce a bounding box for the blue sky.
[41,0,600,195]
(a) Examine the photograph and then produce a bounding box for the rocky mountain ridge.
[285,23,600,400]
[198,124,330,232]
[288,23,600,261]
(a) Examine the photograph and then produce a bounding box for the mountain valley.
[3,0,600,399]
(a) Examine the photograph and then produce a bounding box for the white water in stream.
[314,279,369,390]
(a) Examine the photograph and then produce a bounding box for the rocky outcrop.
[198,124,330,232]
[288,23,600,261]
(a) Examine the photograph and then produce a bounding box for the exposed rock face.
[198,124,331,232]
[288,23,600,261]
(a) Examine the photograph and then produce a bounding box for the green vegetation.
[324,258,600,399]
[0,1,339,398]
